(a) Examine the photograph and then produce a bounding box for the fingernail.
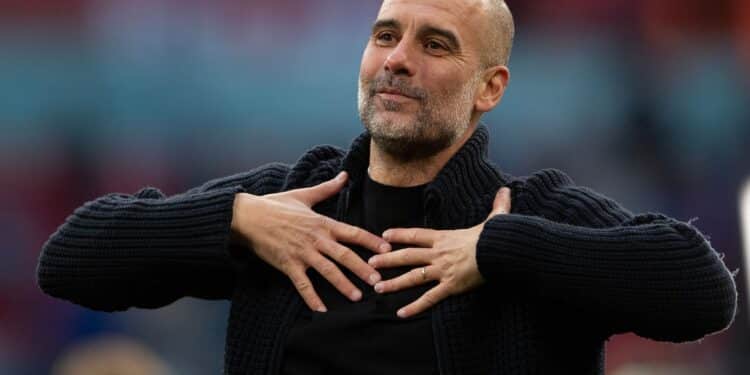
[382,230,391,239]
[368,256,378,266]
[379,243,391,252]
[374,282,384,293]
[369,273,381,284]
[397,308,406,318]
[337,171,347,180]
[351,290,362,301]
[317,306,327,313]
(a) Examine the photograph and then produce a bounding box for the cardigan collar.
[341,123,509,227]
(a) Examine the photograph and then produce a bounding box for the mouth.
[375,88,417,101]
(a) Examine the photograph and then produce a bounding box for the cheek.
[421,64,459,89]
[359,45,383,80]
[424,73,466,99]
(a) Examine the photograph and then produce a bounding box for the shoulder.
[508,168,633,227]
[193,144,346,195]
[188,161,292,196]
[283,144,347,190]
[507,168,575,201]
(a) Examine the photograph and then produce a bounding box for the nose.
[384,40,416,77]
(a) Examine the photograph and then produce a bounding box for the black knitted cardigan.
[37,125,737,374]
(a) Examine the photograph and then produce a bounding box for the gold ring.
[421,267,426,281]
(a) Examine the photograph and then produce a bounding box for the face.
[358,0,487,161]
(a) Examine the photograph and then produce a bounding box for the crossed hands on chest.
[231,171,511,318]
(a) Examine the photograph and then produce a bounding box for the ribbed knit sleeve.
[37,163,289,312]
[476,169,737,342]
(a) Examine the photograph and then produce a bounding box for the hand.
[231,171,392,312]
[367,187,511,318]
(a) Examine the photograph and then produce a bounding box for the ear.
[474,65,510,113]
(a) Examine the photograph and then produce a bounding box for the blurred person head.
[358,0,514,161]
[51,335,170,375]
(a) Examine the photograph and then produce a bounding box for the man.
[37,0,737,374]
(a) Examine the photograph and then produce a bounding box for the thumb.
[486,187,511,220]
[298,171,348,206]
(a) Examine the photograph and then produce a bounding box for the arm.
[475,169,737,342]
[36,163,289,312]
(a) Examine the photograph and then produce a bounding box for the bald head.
[479,0,515,68]
[375,0,514,68]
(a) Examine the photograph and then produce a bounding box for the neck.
[368,123,478,187]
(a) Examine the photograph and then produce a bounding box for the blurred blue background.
[1,0,749,374]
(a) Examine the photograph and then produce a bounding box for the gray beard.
[357,74,476,163]
[364,113,455,162]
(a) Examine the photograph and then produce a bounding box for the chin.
[369,111,416,131]
[371,121,421,141]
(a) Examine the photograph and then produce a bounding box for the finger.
[329,220,391,254]
[373,264,439,294]
[306,252,363,302]
[368,247,433,269]
[486,187,511,220]
[397,283,450,318]
[288,267,327,312]
[297,171,348,206]
[316,238,382,285]
[382,228,438,247]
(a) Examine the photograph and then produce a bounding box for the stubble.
[358,72,479,162]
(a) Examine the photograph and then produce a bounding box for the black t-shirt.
[281,173,438,375]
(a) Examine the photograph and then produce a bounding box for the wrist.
[230,192,258,247]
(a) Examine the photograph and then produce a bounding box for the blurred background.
[1,0,748,373]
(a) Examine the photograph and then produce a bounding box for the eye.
[425,40,447,52]
[375,31,397,46]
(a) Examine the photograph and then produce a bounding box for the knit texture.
[37,125,737,374]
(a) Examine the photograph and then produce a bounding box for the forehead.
[376,0,486,41]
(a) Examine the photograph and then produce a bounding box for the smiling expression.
[357,0,492,161]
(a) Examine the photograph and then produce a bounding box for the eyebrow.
[372,18,401,34]
[371,18,461,51]
[418,25,460,51]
